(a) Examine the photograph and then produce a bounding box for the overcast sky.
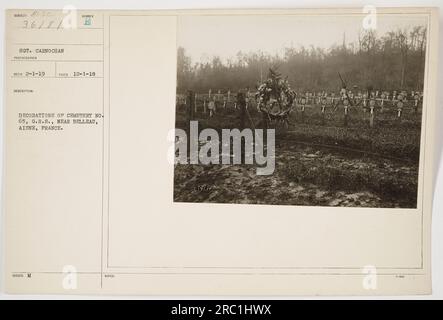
[178,14,427,63]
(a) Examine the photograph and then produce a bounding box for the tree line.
[177,27,427,94]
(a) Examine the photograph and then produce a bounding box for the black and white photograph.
[174,13,428,208]
[1,4,442,299]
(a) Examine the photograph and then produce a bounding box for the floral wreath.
[255,68,296,114]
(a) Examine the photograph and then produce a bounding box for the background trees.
[177,27,427,93]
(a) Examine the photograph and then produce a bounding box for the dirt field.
[173,100,422,208]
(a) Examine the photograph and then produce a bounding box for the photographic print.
[4,8,438,296]
[174,13,428,208]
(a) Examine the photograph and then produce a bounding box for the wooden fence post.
[187,90,195,122]
[301,105,305,123]
[237,92,246,130]
[187,90,195,158]
[369,106,374,128]
[369,99,376,128]
[414,95,419,113]
[300,97,306,123]
[321,102,326,125]
[397,101,403,121]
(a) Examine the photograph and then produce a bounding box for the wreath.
[255,68,296,115]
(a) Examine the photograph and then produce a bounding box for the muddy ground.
[174,106,420,208]
[174,140,418,208]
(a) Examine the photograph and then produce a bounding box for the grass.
[175,102,422,160]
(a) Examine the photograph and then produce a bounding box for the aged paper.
[3,8,439,295]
